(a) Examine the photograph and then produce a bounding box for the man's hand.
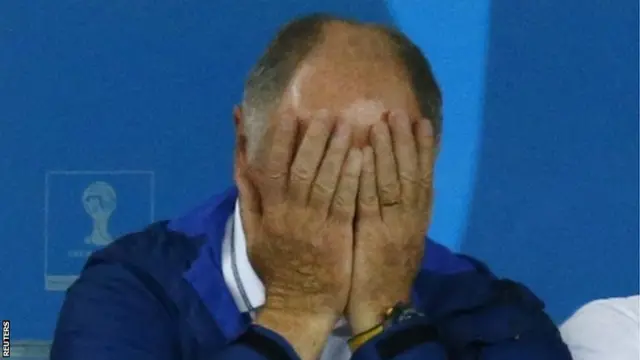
[238,111,363,359]
[347,111,435,334]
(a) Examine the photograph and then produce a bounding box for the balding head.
[237,13,442,161]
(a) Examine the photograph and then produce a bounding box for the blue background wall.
[1,0,637,343]
[461,0,639,325]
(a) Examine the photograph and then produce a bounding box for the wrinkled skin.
[243,111,361,315]
[348,110,435,334]
[235,109,435,359]
[236,110,364,359]
[232,22,437,359]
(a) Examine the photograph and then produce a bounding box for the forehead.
[276,25,421,123]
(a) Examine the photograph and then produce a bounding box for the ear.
[233,104,243,127]
[233,103,257,203]
[233,105,263,241]
[233,105,248,172]
[233,104,260,206]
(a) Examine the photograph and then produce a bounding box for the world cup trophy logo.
[82,181,117,246]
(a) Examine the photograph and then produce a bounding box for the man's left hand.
[347,110,436,334]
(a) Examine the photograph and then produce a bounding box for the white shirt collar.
[221,201,265,313]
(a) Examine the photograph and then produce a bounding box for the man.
[561,295,639,359]
[51,14,572,360]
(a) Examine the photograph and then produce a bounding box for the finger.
[330,148,363,222]
[259,113,299,207]
[289,111,336,205]
[309,122,352,213]
[388,110,418,206]
[370,114,401,209]
[415,119,435,210]
[357,146,380,218]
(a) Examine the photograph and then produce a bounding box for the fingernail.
[424,118,434,136]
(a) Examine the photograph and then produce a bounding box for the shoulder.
[73,221,215,323]
[71,221,209,319]
[78,221,212,315]
[422,238,477,274]
[560,296,640,359]
[52,223,225,359]
[414,240,565,354]
[53,222,226,350]
[87,221,205,275]
[417,239,547,321]
[415,239,502,316]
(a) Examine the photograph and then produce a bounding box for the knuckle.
[311,182,332,201]
[379,182,399,200]
[290,166,312,183]
[399,170,417,184]
[332,193,347,210]
[361,191,377,205]
[419,173,433,188]
[265,169,287,182]
[332,191,356,221]
[255,169,283,194]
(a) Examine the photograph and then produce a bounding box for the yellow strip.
[348,325,384,351]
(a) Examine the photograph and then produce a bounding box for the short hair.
[242,13,442,159]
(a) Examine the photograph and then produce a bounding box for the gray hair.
[241,13,442,160]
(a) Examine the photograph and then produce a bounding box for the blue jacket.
[51,187,572,360]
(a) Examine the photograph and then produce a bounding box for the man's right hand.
[238,111,362,359]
